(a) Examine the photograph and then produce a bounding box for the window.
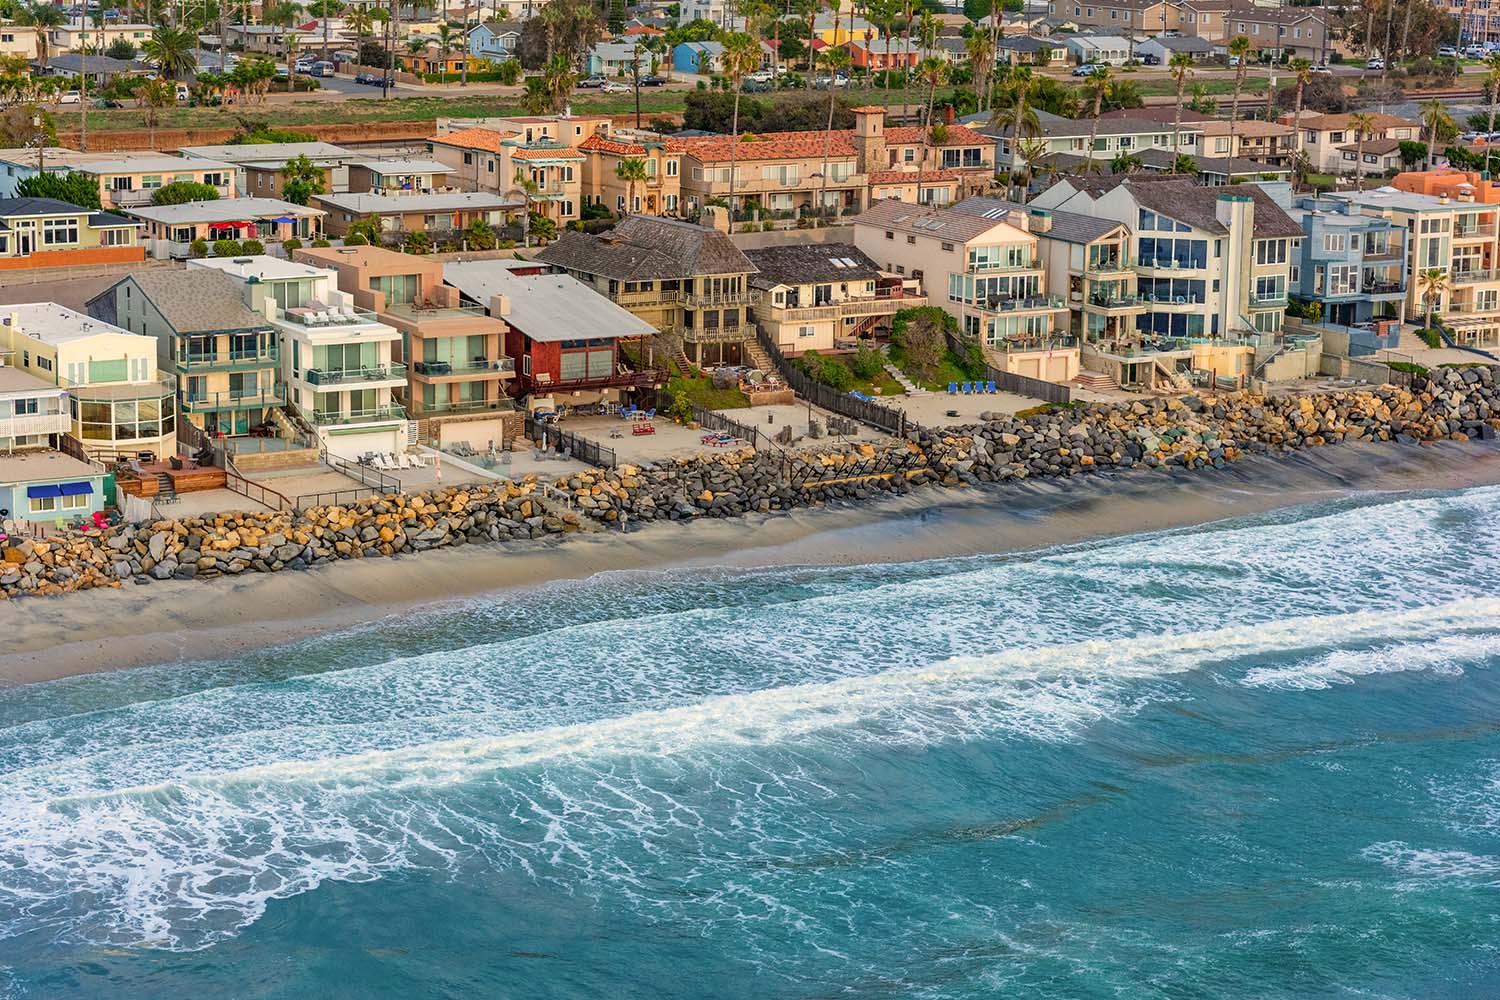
[1322,233,1346,252]
[101,228,130,247]
[1289,264,1300,284]
[1256,239,1287,265]
[666,159,678,176]
[463,152,474,165]
[141,174,163,189]
[940,241,954,252]
[798,325,815,338]
[884,230,894,240]
[1330,131,1345,143]
[907,234,916,244]
[41,217,78,245]
[1327,264,1356,295]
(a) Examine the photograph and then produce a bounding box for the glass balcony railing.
[182,384,288,412]
[278,304,381,327]
[177,346,280,371]
[416,397,518,415]
[304,364,408,386]
[412,359,515,376]
[311,404,408,425]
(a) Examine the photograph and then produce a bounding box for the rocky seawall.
[3,367,1497,600]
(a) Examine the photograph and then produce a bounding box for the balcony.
[683,290,752,309]
[176,346,280,372]
[182,384,287,413]
[0,411,70,439]
[1139,293,1206,308]
[681,323,749,344]
[984,295,1067,313]
[1364,280,1405,297]
[1454,224,1498,240]
[311,404,408,426]
[1085,293,1145,312]
[110,184,233,207]
[414,397,519,416]
[1362,242,1403,260]
[1136,259,1207,273]
[529,367,668,391]
[411,359,514,377]
[384,302,488,321]
[1451,268,1500,285]
[303,364,408,387]
[1250,292,1288,307]
[1084,254,1134,275]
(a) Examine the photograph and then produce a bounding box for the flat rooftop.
[177,141,352,163]
[313,191,523,213]
[123,198,325,224]
[0,449,98,485]
[0,366,62,394]
[189,254,335,282]
[0,302,137,345]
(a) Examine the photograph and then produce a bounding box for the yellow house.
[0,302,176,460]
[813,7,879,45]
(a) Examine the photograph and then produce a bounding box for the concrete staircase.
[1072,370,1120,392]
[879,344,926,395]
[744,338,775,374]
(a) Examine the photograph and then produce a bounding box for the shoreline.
[2,439,1499,686]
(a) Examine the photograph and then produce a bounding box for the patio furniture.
[631,423,656,435]
[986,380,998,394]
[947,382,958,394]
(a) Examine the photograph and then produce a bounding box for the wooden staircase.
[1072,370,1120,392]
[744,339,775,374]
[155,473,178,505]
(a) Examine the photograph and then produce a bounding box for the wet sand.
[2,440,1498,686]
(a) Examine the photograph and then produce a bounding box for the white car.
[1438,44,1458,57]
[600,80,630,93]
[57,90,80,104]
[1366,57,1385,70]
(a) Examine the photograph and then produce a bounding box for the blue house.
[0,368,106,527]
[588,41,643,76]
[1281,192,1407,329]
[468,19,520,62]
[672,40,724,75]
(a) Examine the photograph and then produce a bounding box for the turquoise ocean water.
[3,485,1500,998]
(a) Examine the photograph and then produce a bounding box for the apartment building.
[1032,176,1301,347]
[1279,112,1420,176]
[0,302,176,460]
[443,259,664,412]
[1330,185,1500,348]
[578,133,682,216]
[535,215,758,367]
[1046,0,1178,36]
[88,270,284,440]
[296,245,515,442]
[45,22,153,53]
[743,243,909,356]
[1277,192,1407,329]
[672,106,993,218]
[852,199,1075,381]
[1196,120,1297,167]
[0,197,141,270]
[1196,4,1329,61]
[314,190,522,241]
[189,256,408,460]
[426,127,585,228]
[1443,0,1500,46]
[949,196,1145,354]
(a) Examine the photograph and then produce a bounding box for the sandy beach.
[2,439,1498,686]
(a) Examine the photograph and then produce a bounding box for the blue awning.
[271,216,296,223]
[59,482,93,497]
[25,484,61,499]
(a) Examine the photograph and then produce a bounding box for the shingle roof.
[536,216,757,279]
[0,197,132,227]
[110,269,270,334]
[1289,111,1417,132]
[1146,35,1212,52]
[950,195,1122,245]
[886,124,990,147]
[857,198,1029,244]
[1337,137,1403,155]
[743,243,881,289]
[868,169,962,184]
[1101,176,1305,238]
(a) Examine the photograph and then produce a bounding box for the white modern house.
[189,256,408,460]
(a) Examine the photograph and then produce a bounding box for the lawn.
[887,343,986,393]
[667,367,751,410]
[819,355,907,397]
[1134,76,1270,97]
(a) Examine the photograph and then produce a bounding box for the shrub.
[667,393,693,421]
[189,238,208,258]
[819,359,853,391]
[282,237,302,251]
[849,345,885,380]
[151,180,221,206]
[240,238,265,255]
[211,238,242,257]
[343,233,368,245]
[403,231,433,254]
[311,237,331,247]
[1417,328,1442,348]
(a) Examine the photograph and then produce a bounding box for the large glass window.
[371,273,420,305]
[1138,237,1208,270]
[41,218,78,245]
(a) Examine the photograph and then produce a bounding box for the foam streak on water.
[2,484,1500,997]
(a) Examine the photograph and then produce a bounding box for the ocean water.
[3,485,1500,998]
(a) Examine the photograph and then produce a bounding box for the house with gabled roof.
[744,242,911,356]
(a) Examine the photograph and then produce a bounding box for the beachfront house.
[0,197,141,270]
[312,190,522,241]
[425,126,585,230]
[0,447,107,526]
[1278,191,1407,331]
[86,270,286,441]
[0,302,176,461]
[123,198,324,259]
[177,141,355,197]
[188,255,408,461]
[852,199,1075,382]
[742,243,910,357]
[73,155,241,212]
[296,245,516,448]
[344,158,452,195]
[443,258,663,411]
[536,215,759,368]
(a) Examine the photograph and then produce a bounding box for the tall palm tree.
[22,3,64,71]
[1289,56,1312,181]
[615,156,647,215]
[1421,97,1452,170]
[1349,110,1376,182]
[437,22,456,78]
[868,0,898,99]
[1015,137,1046,202]
[1224,34,1251,165]
[138,77,174,149]
[992,66,1037,178]
[722,31,762,220]
[900,0,914,117]
[797,0,820,89]
[1168,51,1193,159]
[1418,267,1449,332]
[143,26,196,79]
[1485,51,1500,138]
[816,44,850,216]
[1081,64,1111,174]
[914,54,947,162]
[966,30,993,112]
[347,7,373,41]
[542,53,576,114]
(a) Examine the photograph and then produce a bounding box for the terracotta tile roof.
[885,124,990,146]
[868,169,961,183]
[429,127,518,153]
[1289,111,1417,132]
[623,24,663,33]
[579,134,650,155]
[671,130,857,162]
[512,145,585,160]
[849,105,887,113]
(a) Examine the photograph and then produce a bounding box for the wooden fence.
[524,413,617,469]
[945,334,1072,404]
[756,329,910,436]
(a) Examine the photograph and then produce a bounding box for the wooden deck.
[116,462,227,498]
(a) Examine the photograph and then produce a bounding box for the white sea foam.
[1240,633,1500,691]
[1361,842,1500,883]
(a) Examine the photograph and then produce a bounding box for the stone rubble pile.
[3,368,1496,599]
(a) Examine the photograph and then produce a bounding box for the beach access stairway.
[744,339,775,375]
[878,344,925,395]
[1072,370,1120,392]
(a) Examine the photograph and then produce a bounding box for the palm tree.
[866,0,897,99]
[1485,51,1500,138]
[511,166,541,245]
[1015,137,1046,202]
[137,78,174,149]
[1289,57,1312,181]
[966,30,994,112]
[436,22,456,79]
[347,7,373,41]
[1417,267,1449,332]
[992,67,1038,178]
[1349,110,1376,182]
[1421,97,1452,170]
[797,0,820,89]
[816,44,851,217]
[542,53,576,114]
[1224,35,1251,165]
[1081,64,1111,175]
[914,54,948,162]
[521,74,549,113]
[1169,51,1193,159]
[722,31,762,220]
[1172,152,1198,175]
[1110,152,1143,174]
[22,3,64,70]
[615,156,647,215]
[143,26,196,79]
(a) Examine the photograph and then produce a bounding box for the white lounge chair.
[397,453,413,470]
[408,452,428,468]
[374,454,394,471]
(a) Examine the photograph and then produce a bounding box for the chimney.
[1440,193,1450,204]
[1028,208,1053,233]
[701,203,730,234]
[489,292,511,318]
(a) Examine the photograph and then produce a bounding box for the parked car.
[741,77,772,92]
[577,75,607,87]
[1071,63,1100,76]
[640,75,667,86]
[1366,57,1384,69]
[600,80,630,93]
[311,60,335,77]
[1311,62,1333,74]
[92,97,122,108]
[355,71,383,84]
[746,69,773,83]
[1140,53,1159,65]
[1439,44,1458,57]
[58,90,80,104]
[813,72,849,88]
[1465,45,1487,58]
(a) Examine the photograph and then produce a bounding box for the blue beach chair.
[986,380,997,394]
[961,381,973,394]
[947,382,958,394]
